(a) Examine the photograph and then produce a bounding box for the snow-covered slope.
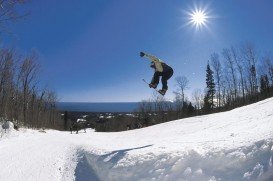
[1,98,273,181]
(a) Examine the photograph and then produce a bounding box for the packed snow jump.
[140,52,174,96]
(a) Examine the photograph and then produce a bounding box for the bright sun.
[189,9,208,29]
[191,10,207,25]
[184,5,211,30]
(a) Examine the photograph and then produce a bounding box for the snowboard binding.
[142,79,166,96]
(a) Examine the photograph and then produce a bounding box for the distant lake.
[57,102,140,112]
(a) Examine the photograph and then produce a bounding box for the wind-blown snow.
[1,98,273,181]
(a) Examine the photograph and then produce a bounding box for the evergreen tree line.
[0,49,63,129]
[204,43,273,112]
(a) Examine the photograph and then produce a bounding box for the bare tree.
[210,52,222,107]
[0,0,29,33]
[0,2,63,130]
[241,43,258,94]
[264,55,273,85]
[231,46,246,100]
[173,76,189,117]
[222,48,238,101]
[151,91,166,123]
[220,78,227,106]
[44,90,58,127]
[18,52,39,125]
[0,49,14,118]
[192,88,203,110]
[173,76,189,104]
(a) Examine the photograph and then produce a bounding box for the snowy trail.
[1,98,273,180]
[0,131,78,181]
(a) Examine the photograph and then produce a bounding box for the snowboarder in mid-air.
[140,52,173,95]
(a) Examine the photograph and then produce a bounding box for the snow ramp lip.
[75,151,100,181]
[74,145,153,181]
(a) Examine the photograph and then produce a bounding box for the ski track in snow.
[0,98,273,181]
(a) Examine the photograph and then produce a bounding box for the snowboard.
[142,79,165,96]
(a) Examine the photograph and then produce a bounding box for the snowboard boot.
[149,83,157,89]
[158,89,167,95]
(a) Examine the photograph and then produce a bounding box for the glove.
[140,52,145,57]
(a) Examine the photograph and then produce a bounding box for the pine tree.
[187,102,195,115]
[260,75,269,96]
[204,63,216,111]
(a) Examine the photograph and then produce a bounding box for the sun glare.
[191,10,207,26]
[189,9,207,29]
[183,4,211,31]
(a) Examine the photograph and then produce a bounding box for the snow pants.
[151,69,173,90]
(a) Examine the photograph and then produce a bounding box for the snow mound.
[1,121,14,130]
[73,140,273,181]
[0,121,17,139]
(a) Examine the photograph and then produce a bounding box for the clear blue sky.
[4,0,273,102]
